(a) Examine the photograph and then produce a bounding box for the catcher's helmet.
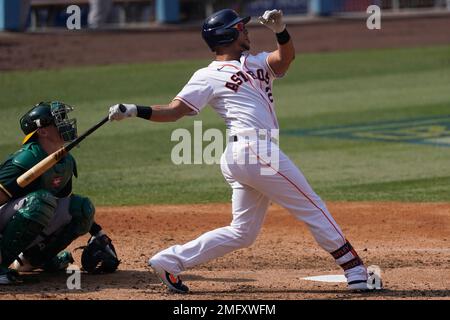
[20,101,77,144]
[202,9,250,51]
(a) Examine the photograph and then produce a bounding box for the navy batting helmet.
[202,9,250,51]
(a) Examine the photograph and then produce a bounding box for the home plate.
[302,275,347,283]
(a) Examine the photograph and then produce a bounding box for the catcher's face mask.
[50,101,78,143]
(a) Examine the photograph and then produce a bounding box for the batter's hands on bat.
[258,9,286,33]
[108,103,137,121]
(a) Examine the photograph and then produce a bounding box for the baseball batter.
[109,9,375,293]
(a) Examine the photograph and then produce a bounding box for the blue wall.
[156,0,179,23]
[245,0,309,16]
[310,0,344,16]
[0,0,21,31]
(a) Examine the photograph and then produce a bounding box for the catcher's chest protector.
[0,142,76,197]
[39,155,75,194]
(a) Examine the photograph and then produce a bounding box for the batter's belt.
[230,133,278,145]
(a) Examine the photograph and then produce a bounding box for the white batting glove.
[258,9,286,33]
[108,103,137,121]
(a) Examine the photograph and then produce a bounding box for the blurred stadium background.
[0,0,449,205]
[1,0,450,31]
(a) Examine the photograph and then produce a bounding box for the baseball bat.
[16,115,109,188]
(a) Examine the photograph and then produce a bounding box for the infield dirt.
[1,202,449,300]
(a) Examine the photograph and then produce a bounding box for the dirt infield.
[1,15,450,71]
[1,202,449,300]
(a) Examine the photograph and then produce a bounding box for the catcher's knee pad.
[17,189,58,227]
[69,195,95,236]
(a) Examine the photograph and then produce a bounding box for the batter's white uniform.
[150,51,367,283]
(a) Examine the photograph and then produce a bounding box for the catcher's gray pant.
[150,135,367,283]
[0,196,72,247]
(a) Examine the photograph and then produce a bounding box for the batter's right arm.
[259,9,295,76]
[108,100,193,123]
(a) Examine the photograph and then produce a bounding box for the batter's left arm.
[259,9,295,76]
[108,100,194,123]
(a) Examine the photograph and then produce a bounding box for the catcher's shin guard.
[20,194,95,269]
[20,222,80,269]
[0,190,57,268]
[0,214,49,268]
[42,251,74,272]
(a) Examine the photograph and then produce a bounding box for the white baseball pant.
[150,133,366,282]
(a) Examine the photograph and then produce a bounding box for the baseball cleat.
[12,251,74,272]
[347,266,383,292]
[42,251,74,272]
[149,262,189,294]
[11,253,37,272]
[347,279,373,291]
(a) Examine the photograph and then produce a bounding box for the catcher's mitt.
[81,234,120,274]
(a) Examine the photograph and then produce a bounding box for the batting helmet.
[202,9,250,51]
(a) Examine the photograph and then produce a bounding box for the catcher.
[0,101,119,284]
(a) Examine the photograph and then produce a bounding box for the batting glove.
[108,103,137,121]
[258,9,286,34]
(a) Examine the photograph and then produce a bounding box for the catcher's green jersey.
[0,142,77,200]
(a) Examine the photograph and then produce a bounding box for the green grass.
[1,45,449,205]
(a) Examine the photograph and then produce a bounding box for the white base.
[302,274,347,283]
